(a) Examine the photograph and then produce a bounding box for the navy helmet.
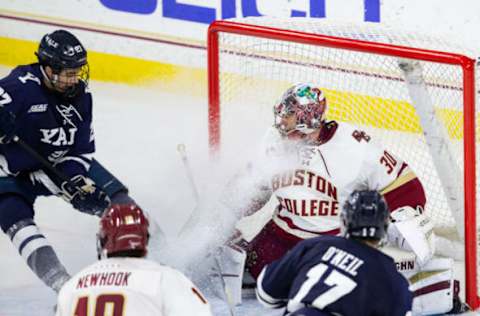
[36,30,89,97]
[341,190,389,241]
[36,30,87,70]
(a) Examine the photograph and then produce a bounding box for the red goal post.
[208,18,478,308]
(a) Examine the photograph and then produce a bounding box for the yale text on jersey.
[39,127,77,146]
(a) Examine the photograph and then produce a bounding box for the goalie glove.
[60,175,110,216]
[387,206,435,266]
[213,244,248,306]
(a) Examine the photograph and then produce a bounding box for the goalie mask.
[36,29,89,98]
[341,190,389,241]
[97,204,149,259]
[273,83,327,138]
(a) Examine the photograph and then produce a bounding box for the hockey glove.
[0,108,16,144]
[387,206,435,266]
[60,175,110,216]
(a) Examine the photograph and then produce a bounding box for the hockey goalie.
[217,81,467,315]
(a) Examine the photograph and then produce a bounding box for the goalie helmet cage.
[207,18,479,308]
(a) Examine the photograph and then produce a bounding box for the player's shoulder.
[331,122,371,144]
[295,235,342,254]
[156,262,191,281]
[328,121,353,134]
[314,236,395,265]
[70,257,160,275]
[105,257,163,271]
[309,234,343,244]
[0,64,43,88]
[348,240,396,265]
[59,260,100,292]
[308,235,363,254]
[362,246,406,283]
[136,260,195,289]
[329,121,385,159]
[386,262,410,287]
[0,64,44,104]
[112,257,186,278]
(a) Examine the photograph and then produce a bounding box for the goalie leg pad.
[399,257,455,315]
[215,245,247,306]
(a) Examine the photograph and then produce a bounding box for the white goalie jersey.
[250,122,424,239]
[55,257,213,316]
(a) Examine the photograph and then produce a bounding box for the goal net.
[208,17,478,308]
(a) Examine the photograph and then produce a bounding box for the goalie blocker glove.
[60,175,110,216]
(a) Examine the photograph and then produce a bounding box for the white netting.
[215,17,474,227]
[212,17,480,301]
[214,17,479,302]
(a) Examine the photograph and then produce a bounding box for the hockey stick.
[213,254,237,316]
[13,136,71,183]
[11,136,119,211]
[13,134,166,234]
[177,143,200,203]
[177,143,201,236]
[10,135,110,210]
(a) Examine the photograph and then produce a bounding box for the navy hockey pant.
[0,159,127,232]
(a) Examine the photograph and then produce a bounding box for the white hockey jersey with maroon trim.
[254,122,418,239]
[55,257,213,316]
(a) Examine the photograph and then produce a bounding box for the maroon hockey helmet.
[97,204,149,259]
[273,83,327,138]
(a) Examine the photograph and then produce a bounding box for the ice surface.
[0,70,477,315]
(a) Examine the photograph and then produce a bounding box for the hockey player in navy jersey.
[256,190,413,316]
[0,30,146,292]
